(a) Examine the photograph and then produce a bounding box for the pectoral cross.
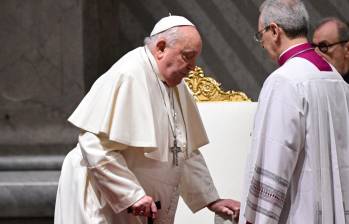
[170,139,181,166]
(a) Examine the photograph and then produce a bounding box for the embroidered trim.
[255,166,289,187]
[249,177,286,208]
[247,199,279,221]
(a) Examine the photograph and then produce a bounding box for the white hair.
[260,0,309,38]
[144,27,181,49]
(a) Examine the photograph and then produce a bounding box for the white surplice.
[54,47,219,224]
[239,57,349,224]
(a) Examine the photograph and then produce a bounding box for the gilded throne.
[175,66,257,224]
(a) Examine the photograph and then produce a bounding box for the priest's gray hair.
[314,17,349,42]
[260,0,309,38]
[144,27,181,49]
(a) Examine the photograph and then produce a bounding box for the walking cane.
[127,200,161,224]
[148,201,161,224]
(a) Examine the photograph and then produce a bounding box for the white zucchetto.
[150,15,195,36]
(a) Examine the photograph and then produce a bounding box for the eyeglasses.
[312,40,349,53]
[254,25,271,42]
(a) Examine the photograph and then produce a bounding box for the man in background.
[312,17,349,83]
[239,0,349,223]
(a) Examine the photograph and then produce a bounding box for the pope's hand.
[131,195,157,219]
[207,199,240,221]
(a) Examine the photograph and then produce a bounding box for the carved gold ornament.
[184,66,251,102]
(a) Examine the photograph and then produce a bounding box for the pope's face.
[312,21,349,75]
[156,26,202,87]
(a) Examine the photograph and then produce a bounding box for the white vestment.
[54,47,219,224]
[239,56,349,224]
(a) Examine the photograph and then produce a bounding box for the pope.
[54,15,240,224]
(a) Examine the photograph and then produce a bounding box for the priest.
[312,17,349,84]
[239,0,349,223]
[54,15,240,224]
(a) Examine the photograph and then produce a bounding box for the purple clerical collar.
[278,42,332,71]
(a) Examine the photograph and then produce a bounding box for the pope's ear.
[155,40,166,59]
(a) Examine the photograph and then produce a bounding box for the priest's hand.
[207,199,240,221]
[130,195,157,219]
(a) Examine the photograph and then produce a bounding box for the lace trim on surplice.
[249,177,286,209]
[247,199,279,221]
[246,165,289,220]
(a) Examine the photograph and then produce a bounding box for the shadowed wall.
[82,0,349,101]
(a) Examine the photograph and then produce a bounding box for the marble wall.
[0,0,84,148]
[81,0,349,101]
[1,0,349,148]
[0,1,84,221]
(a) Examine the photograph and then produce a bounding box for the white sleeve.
[78,131,146,213]
[244,77,306,224]
[179,150,220,213]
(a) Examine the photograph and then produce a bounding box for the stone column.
[0,0,84,150]
[0,0,84,221]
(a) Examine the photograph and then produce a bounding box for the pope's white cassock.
[54,46,219,224]
[239,43,349,224]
